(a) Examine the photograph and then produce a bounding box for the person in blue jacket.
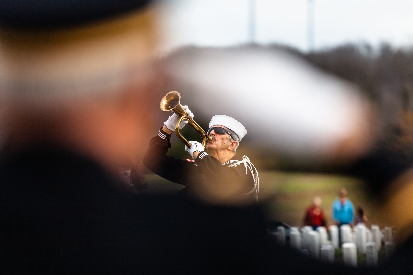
[332,187,355,246]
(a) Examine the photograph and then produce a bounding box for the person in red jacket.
[302,196,327,230]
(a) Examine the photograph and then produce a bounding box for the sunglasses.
[207,127,234,140]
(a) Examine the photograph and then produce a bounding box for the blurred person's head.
[0,0,163,172]
[339,188,347,204]
[313,196,322,207]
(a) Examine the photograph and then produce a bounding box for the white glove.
[164,105,194,131]
[185,141,204,159]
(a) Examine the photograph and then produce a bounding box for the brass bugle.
[160,91,212,148]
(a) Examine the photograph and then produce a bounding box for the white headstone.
[308,231,320,259]
[384,227,393,243]
[320,244,335,263]
[302,226,313,232]
[366,242,378,266]
[329,225,339,248]
[317,226,329,246]
[290,229,302,250]
[354,227,359,247]
[277,226,286,245]
[301,227,313,250]
[366,229,372,243]
[290,227,300,235]
[355,224,367,254]
[353,226,358,236]
[290,227,300,232]
[371,225,381,250]
[385,242,395,259]
[342,243,357,267]
[341,224,353,245]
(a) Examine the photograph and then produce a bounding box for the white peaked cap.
[209,115,247,141]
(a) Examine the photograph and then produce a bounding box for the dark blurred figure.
[348,137,413,274]
[0,1,378,274]
[303,196,327,230]
[0,1,164,273]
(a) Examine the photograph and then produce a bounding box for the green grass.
[257,171,387,228]
[145,170,389,228]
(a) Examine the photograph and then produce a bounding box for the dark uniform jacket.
[143,128,259,201]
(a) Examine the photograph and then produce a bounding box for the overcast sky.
[160,0,413,53]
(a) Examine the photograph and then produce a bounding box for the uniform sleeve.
[143,128,193,186]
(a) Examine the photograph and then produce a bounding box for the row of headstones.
[272,224,395,267]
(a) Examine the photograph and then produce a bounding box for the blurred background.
[159,0,413,53]
[139,0,413,228]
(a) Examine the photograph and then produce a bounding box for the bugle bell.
[160,91,212,148]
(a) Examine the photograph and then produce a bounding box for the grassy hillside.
[145,170,391,228]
